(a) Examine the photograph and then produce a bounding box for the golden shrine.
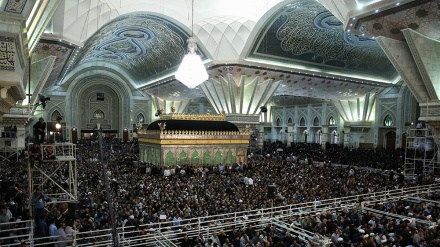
[137,112,250,167]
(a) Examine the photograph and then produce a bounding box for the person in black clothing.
[179,234,192,247]
[218,230,227,246]
[29,143,42,166]
[33,117,46,144]
[389,170,395,183]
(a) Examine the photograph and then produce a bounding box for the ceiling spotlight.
[224,66,233,71]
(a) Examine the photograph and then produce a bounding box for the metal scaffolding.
[28,142,78,216]
[404,128,439,177]
[248,127,261,156]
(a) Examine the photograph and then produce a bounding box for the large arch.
[66,74,133,135]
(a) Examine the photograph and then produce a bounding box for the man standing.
[48,218,58,244]
[57,221,72,247]
[64,220,76,238]
[32,188,49,225]
[33,117,46,144]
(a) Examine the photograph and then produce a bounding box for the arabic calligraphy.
[5,0,27,14]
[0,37,15,71]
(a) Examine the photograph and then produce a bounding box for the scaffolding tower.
[28,142,78,216]
[248,127,261,156]
[0,136,18,162]
[404,128,439,178]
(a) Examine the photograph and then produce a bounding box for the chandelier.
[175,0,208,89]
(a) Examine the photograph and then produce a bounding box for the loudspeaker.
[97,93,104,101]
[68,201,81,220]
[267,185,276,199]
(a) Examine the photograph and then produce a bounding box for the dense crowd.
[263,143,407,171]
[0,140,439,246]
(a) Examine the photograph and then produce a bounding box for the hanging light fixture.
[175,0,208,89]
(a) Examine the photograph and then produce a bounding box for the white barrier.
[1,184,439,246]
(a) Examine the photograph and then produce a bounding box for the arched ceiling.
[50,0,284,45]
[248,0,397,82]
[74,14,197,83]
[33,0,440,107]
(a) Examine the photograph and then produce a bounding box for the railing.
[2,184,439,246]
[362,207,435,227]
[0,220,34,246]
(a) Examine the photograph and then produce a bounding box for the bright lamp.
[175,0,208,89]
[175,37,208,88]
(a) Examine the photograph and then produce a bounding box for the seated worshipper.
[29,143,43,167]
[43,145,56,160]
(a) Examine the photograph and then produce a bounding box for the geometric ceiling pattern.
[250,0,397,82]
[194,16,255,60]
[354,0,440,41]
[32,40,75,88]
[27,0,440,111]
[7,0,440,120]
[75,14,196,82]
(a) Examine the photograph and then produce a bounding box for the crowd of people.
[0,140,438,246]
[262,142,407,171]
